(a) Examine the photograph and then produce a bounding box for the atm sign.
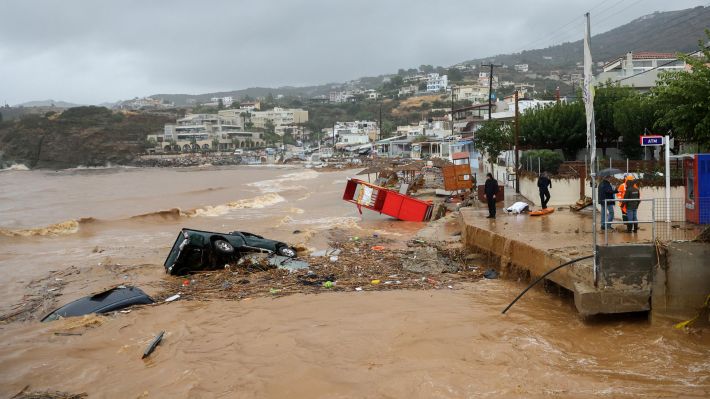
[640,135,664,146]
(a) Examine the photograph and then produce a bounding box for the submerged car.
[164,228,297,275]
[42,286,154,322]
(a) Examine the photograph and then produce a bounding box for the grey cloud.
[0,0,705,104]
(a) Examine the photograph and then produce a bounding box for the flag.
[583,13,596,165]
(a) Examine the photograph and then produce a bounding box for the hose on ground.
[501,255,594,314]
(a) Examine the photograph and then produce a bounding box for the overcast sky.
[1,0,706,105]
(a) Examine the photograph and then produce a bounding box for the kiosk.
[684,154,710,224]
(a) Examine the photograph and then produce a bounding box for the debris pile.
[157,235,484,301]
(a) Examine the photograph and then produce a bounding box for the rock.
[483,268,499,279]
[402,246,458,274]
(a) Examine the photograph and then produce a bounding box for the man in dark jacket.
[537,172,552,209]
[598,176,617,230]
[484,173,498,219]
[624,176,640,232]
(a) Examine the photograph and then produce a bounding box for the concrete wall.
[519,175,580,206]
[584,182,686,222]
[652,242,710,321]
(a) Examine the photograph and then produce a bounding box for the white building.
[426,73,448,92]
[152,113,264,152]
[453,85,489,104]
[251,107,309,134]
[398,85,418,97]
[334,120,380,146]
[329,91,354,103]
[514,64,529,73]
[594,51,687,91]
[210,96,234,107]
[397,121,451,139]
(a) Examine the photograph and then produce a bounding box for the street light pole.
[515,90,520,193]
[481,63,501,120]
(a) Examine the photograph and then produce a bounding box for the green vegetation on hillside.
[0,106,173,168]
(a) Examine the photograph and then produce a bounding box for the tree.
[613,93,659,159]
[263,120,279,145]
[0,111,3,123]
[593,84,635,156]
[520,100,586,160]
[217,99,224,110]
[447,68,464,82]
[419,64,434,74]
[652,30,710,148]
[212,137,220,151]
[144,137,158,150]
[475,121,513,169]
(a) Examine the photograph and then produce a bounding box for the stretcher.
[529,208,555,216]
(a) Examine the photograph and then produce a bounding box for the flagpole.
[584,12,598,286]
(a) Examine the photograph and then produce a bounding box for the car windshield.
[164,231,188,268]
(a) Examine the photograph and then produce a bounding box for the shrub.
[521,149,564,174]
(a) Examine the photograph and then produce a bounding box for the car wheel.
[277,245,297,258]
[214,240,235,254]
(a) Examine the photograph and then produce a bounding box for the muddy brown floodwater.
[1,165,709,398]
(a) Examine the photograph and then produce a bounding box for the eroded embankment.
[458,210,593,292]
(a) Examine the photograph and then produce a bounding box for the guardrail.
[602,198,656,245]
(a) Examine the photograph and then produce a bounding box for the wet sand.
[1,166,709,397]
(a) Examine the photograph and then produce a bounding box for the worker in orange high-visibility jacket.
[616,175,629,228]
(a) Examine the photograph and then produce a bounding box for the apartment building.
[426,73,448,92]
[453,85,489,103]
[152,113,263,152]
[250,107,309,133]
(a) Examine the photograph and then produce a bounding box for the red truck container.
[342,178,433,222]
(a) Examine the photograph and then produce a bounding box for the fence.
[654,197,710,242]
[601,197,707,243]
[602,198,656,244]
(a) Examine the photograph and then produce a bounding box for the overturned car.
[164,228,297,275]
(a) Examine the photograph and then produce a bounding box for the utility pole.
[481,62,501,120]
[450,85,455,137]
[379,102,383,141]
[514,90,520,193]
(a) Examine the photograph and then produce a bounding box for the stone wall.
[652,242,710,321]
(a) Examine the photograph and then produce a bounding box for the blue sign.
[640,135,664,146]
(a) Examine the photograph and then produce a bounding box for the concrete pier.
[459,204,659,316]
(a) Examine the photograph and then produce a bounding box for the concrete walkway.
[459,192,658,315]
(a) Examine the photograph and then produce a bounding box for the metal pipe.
[501,255,595,314]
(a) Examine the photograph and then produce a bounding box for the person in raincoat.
[616,175,629,228]
[623,176,640,232]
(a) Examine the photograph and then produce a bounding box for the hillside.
[0,107,173,169]
[468,6,710,70]
[149,6,710,104]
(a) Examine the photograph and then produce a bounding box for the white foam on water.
[248,170,320,193]
[0,163,30,172]
[187,193,285,218]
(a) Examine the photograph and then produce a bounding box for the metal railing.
[602,198,655,245]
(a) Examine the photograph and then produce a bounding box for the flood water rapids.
[0,166,708,398]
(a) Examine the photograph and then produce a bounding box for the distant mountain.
[148,6,710,104]
[467,6,710,70]
[15,99,83,108]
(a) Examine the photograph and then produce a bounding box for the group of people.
[482,171,641,233]
[598,174,641,232]
[483,171,552,219]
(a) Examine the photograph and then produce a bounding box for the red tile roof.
[631,52,676,59]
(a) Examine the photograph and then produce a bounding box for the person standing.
[484,173,499,219]
[537,172,552,209]
[598,175,617,230]
[617,175,628,228]
[624,176,640,233]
